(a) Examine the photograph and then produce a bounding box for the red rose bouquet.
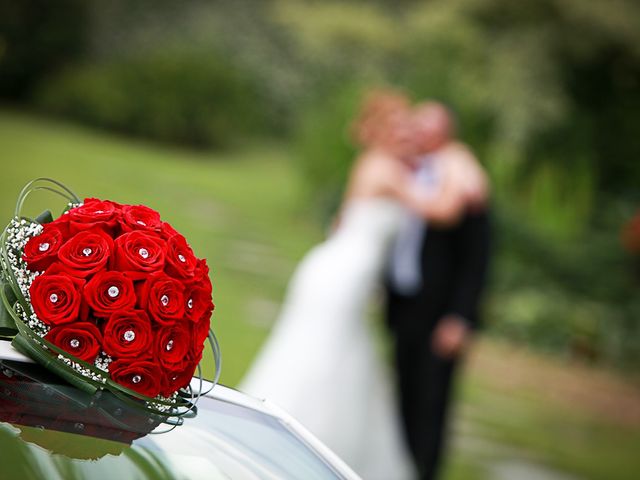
[0,179,220,416]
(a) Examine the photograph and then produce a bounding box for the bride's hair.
[351,89,411,148]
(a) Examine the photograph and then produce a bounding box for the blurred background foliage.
[0,0,639,369]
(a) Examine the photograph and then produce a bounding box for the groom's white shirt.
[388,155,439,295]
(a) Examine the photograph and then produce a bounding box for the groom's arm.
[446,208,492,330]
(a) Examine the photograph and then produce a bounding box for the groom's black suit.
[386,208,491,480]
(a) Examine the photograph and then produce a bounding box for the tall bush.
[35,51,265,148]
[0,0,88,99]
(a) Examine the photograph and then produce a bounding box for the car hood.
[0,342,359,480]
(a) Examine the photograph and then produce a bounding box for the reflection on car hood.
[0,341,359,480]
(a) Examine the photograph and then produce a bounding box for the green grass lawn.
[452,353,640,480]
[1,110,639,480]
[0,109,323,385]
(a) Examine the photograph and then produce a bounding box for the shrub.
[0,0,88,99]
[34,50,265,148]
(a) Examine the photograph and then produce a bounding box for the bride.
[240,91,483,479]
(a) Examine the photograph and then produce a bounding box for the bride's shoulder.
[356,149,404,177]
[346,149,412,202]
[440,142,477,164]
[357,149,392,163]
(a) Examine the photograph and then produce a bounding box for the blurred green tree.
[284,0,640,366]
[0,0,88,99]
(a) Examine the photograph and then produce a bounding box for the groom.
[385,102,491,480]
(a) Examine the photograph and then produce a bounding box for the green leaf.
[0,283,17,338]
[35,210,54,224]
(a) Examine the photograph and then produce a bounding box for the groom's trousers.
[386,210,491,480]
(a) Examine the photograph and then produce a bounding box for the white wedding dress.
[240,198,415,479]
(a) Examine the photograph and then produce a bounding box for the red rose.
[67,198,121,235]
[30,274,84,325]
[102,310,153,359]
[184,282,214,323]
[192,342,204,365]
[159,221,180,240]
[155,321,192,370]
[192,313,211,353]
[164,234,197,279]
[84,271,136,317]
[194,258,210,279]
[184,260,213,322]
[45,322,102,363]
[23,223,66,272]
[112,230,166,279]
[120,205,162,233]
[161,360,198,397]
[138,272,185,326]
[56,229,113,278]
[109,359,162,398]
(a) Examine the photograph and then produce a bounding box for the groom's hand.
[432,314,469,359]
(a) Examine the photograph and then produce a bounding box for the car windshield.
[0,359,344,480]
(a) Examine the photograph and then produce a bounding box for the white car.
[0,340,360,480]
